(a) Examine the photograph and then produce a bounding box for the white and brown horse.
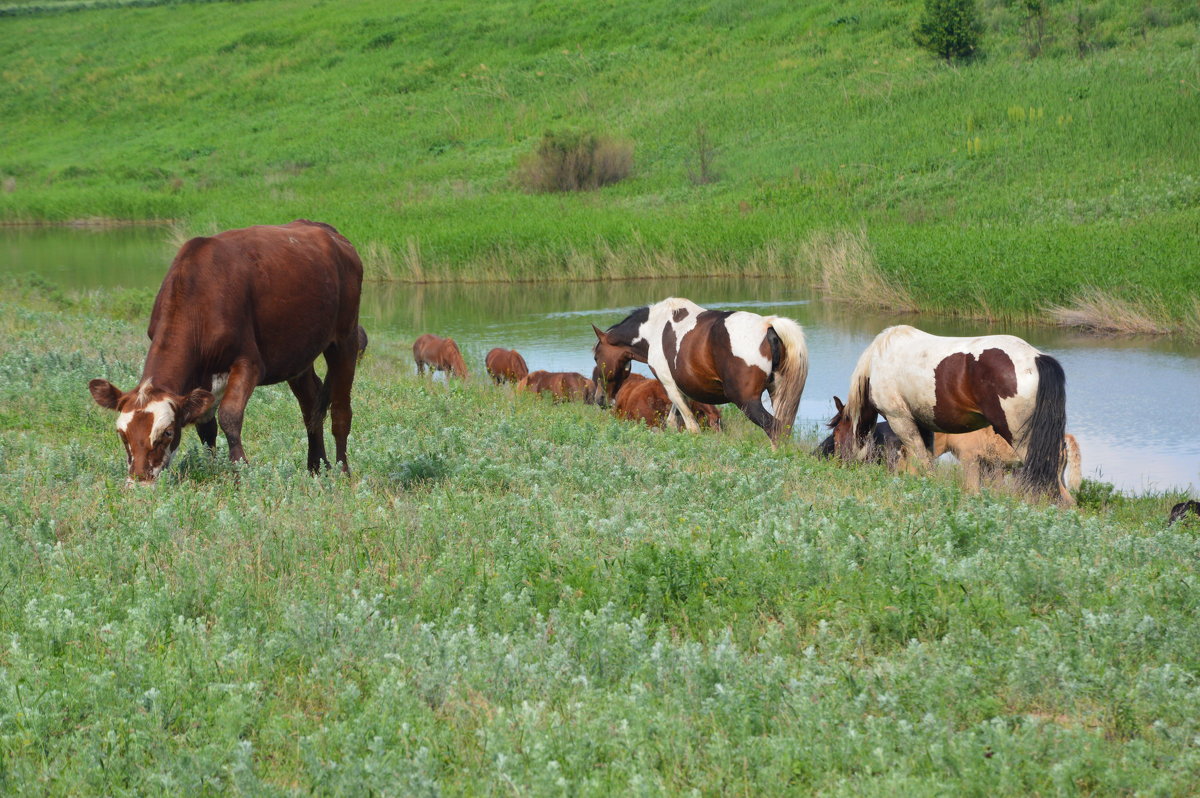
[593,297,807,444]
[830,325,1068,500]
[89,220,363,483]
[413,334,469,380]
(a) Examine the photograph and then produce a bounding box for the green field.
[2,0,1199,333]
[1,284,1197,794]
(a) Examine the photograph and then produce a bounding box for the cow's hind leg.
[288,366,330,473]
[218,358,261,464]
[323,336,358,475]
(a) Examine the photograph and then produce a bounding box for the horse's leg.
[217,358,261,464]
[736,397,784,443]
[288,366,330,473]
[882,414,933,472]
[323,337,358,475]
[656,376,701,434]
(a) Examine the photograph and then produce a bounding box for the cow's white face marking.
[144,399,177,445]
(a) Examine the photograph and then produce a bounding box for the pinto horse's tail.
[1020,354,1067,499]
[765,317,808,439]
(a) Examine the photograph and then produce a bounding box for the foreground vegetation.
[1,286,1197,794]
[2,0,1199,335]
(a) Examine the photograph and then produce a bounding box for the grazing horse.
[592,297,807,445]
[516,370,596,403]
[413,334,469,379]
[356,325,369,361]
[829,325,1068,501]
[485,348,529,384]
[933,427,1081,504]
[1169,500,1200,526]
[817,398,917,469]
[88,220,363,483]
[613,373,722,431]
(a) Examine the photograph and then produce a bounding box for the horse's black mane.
[605,306,649,345]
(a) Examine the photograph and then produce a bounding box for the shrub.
[913,0,982,64]
[515,130,633,193]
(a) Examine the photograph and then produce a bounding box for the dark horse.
[89,220,363,483]
[413,334,469,379]
[828,325,1068,502]
[613,373,721,431]
[484,347,529,384]
[592,297,807,445]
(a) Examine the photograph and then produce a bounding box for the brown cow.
[613,374,722,431]
[517,370,596,403]
[413,334,468,379]
[484,348,529,384]
[89,220,363,483]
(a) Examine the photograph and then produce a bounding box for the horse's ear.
[833,396,844,412]
[592,324,607,343]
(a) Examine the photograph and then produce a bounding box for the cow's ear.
[178,389,216,427]
[89,379,124,410]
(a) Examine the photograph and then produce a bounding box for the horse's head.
[826,396,859,461]
[592,324,632,404]
[89,378,215,485]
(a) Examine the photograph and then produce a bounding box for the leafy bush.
[515,130,632,193]
[914,0,982,63]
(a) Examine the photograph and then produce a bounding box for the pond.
[4,225,1197,495]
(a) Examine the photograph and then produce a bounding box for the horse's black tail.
[1020,354,1067,499]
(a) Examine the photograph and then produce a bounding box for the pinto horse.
[88,220,363,483]
[517,370,596,403]
[413,334,469,379]
[484,348,529,384]
[932,427,1081,503]
[592,297,807,444]
[829,325,1068,501]
[613,373,722,431]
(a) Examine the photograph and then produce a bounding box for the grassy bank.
[2,0,1199,334]
[1,287,1197,793]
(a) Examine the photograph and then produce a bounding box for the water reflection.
[4,227,1197,494]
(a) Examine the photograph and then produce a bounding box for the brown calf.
[89,220,363,483]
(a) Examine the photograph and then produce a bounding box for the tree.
[913,0,982,65]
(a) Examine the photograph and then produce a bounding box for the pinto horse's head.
[89,379,215,484]
[591,325,633,406]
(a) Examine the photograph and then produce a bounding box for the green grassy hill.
[2,0,1199,331]
[1,284,1197,793]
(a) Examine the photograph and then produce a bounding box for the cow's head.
[89,379,215,484]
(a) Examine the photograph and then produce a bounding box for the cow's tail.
[765,317,808,440]
[1063,433,1082,492]
[1019,354,1067,499]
